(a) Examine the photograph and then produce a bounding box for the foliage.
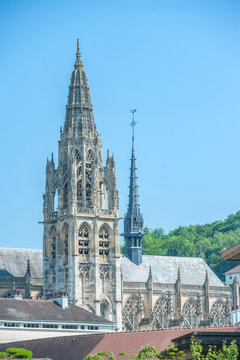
[0,348,33,359]
[85,339,239,360]
[121,210,240,280]
[84,344,184,360]
[190,337,238,360]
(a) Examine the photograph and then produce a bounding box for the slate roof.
[0,248,224,287]
[224,264,240,275]
[121,255,224,287]
[0,326,238,360]
[0,248,42,278]
[0,298,112,324]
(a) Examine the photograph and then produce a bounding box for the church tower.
[123,110,144,265]
[43,40,122,330]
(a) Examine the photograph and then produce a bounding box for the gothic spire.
[64,39,96,136]
[123,110,144,265]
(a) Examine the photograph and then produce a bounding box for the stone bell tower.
[43,40,122,330]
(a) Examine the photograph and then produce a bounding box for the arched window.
[78,224,89,256]
[49,226,56,259]
[63,183,68,209]
[152,296,168,329]
[77,180,82,200]
[75,149,81,164]
[100,299,111,320]
[86,149,94,161]
[62,223,69,257]
[99,226,110,256]
[210,300,226,326]
[123,295,144,331]
[182,298,197,327]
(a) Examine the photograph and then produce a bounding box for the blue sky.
[0,0,240,249]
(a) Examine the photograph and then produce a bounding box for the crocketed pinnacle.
[64,39,97,137]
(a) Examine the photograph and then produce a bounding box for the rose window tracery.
[182,298,198,327]
[99,226,110,256]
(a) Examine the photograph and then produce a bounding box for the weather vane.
[130,109,137,142]
[130,109,137,128]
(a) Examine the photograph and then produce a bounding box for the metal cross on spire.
[130,109,137,143]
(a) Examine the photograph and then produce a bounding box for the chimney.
[47,292,68,309]
[15,290,22,300]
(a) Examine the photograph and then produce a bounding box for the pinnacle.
[75,38,83,68]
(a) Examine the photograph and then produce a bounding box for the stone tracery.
[210,299,227,325]
[152,296,169,328]
[123,293,144,330]
[182,298,198,327]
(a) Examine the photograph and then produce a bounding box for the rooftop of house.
[221,242,240,261]
[0,298,112,325]
[224,264,240,275]
[0,326,238,360]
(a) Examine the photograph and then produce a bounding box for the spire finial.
[75,38,83,68]
[130,109,137,145]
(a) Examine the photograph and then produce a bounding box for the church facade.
[43,41,237,331]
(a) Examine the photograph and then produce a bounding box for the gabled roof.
[0,326,238,360]
[121,255,224,287]
[224,264,240,275]
[0,298,112,324]
[0,248,42,278]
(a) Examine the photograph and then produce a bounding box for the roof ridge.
[0,247,42,251]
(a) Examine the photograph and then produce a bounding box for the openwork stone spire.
[64,39,96,136]
[124,110,144,265]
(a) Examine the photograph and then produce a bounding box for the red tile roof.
[0,326,238,360]
[224,264,240,275]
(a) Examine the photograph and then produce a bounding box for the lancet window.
[78,224,89,257]
[50,226,56,260]
[210,300,226,326]
[77,180,82,201]
[182,298,198,327]
[152,296,168,329]
[99,226,110,256]
[62,224,69,257]
[86,149,94,161]
[63,183,68,209]
[75,149,81,164]
[100,299,111,320]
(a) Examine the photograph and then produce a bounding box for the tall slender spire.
[123,110,144,265]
